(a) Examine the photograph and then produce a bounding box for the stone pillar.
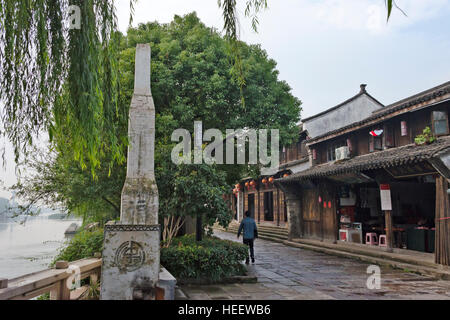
[100,44,163,300]
[285,191,302,240]
[120,44,158,226]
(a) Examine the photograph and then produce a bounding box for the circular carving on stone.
[115,241,145,272]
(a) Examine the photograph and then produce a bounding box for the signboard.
[379,184,392,211]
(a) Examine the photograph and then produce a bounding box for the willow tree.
[0,0,402,174]
[0,0,125,175]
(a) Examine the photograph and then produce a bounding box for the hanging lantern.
[283,173,290,178]
[268,177,274,183]
[245,182,249,188]
[318,196,322,203]
[250,180,256,187]
[262,178,268,184]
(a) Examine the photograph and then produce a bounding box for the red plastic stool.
[365,233,378,245]
[379,235,387,247]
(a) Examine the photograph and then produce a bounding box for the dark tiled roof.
[307,81,450,144]
[278,136,450,183]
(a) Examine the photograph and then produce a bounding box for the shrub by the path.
[161,234,248,282]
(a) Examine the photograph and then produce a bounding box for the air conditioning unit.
[335,146,350,161]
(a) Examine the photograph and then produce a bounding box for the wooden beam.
[257,189,261,223]
[435,176,450,266]
[277,188,280,226]
[384,210,394,253]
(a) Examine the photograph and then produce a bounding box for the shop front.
[334,170,437,253]
[277,138,450,265]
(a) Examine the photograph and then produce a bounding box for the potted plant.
[414,126,436,146]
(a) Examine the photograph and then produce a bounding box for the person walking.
[237,211,258,264]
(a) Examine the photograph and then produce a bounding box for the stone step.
[226,224,288,235]
[283,240,450,280]
[220,226,288,242]
[226,228,288,240]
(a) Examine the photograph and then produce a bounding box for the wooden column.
[243,190,247,215]
[333,191,338,244]
[435,176,450,266]
[231,194,236,220]
[384,210,394,253]
[257,189,261,223]
[277,188,280,226]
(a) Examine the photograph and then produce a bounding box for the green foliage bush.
[414,126,436,145]
[161,234,248,282]
[52,229,104,265]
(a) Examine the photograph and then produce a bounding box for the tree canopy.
[13,13,301,229]
[1,0,401,174]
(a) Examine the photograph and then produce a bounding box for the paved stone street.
[180,230,450,300]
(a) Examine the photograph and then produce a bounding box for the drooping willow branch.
[0,0,126,176]
[0,0,404,176]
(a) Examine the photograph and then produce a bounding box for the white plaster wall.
[303,94,383,138]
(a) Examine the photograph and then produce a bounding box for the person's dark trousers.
[243,238,255,263]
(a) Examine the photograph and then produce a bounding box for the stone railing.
[0,258,176,300]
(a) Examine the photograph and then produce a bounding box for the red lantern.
[262,178,268,184]
[318,196,322,203]
[245,182,249,188]
[250,180,256,187]
[268,177,274,183]
[283,173,290,178]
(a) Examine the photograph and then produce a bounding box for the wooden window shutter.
[369,137,374,152]
[385,125,394,147]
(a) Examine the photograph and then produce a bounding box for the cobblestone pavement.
[180,230,450,300]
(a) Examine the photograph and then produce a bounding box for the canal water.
[0,214,80,279]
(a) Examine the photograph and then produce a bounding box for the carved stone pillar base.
[100,223,160,300]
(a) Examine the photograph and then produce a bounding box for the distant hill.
[0,197,43,217]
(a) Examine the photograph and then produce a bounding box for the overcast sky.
[1,0,450,198]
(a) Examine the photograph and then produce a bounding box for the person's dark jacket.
[238,217,258,240]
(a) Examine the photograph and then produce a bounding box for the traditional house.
[277,81,450,266]
[231,84,384,229]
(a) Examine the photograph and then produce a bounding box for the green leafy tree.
[12,14,301,238]
[0,0,125,175]
[1,1,402,174]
